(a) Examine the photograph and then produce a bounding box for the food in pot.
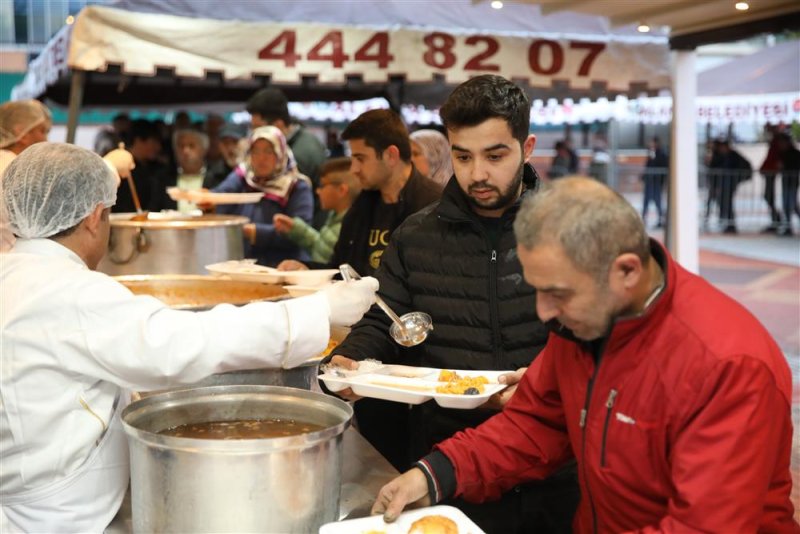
[435,370,489,395]
[408,514,458,534]
[158,418,325,439]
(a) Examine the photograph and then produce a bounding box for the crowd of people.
[1,76,798,533]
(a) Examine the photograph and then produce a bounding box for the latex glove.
[322,277,379,327]
[102,147,135,179]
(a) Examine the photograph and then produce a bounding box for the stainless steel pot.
[98,213,249,276]
[121,385,352,533]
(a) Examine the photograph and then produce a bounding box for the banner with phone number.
[61,5,668,92]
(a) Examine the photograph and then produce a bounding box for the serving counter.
[106,427,399,533]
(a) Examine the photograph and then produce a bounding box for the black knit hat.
[246,87,290,123]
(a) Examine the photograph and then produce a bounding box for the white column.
[668,50,699,274]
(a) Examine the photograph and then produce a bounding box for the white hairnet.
[0,100,52,149]
[2,143,118,239]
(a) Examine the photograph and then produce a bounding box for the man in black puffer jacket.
[330,75,578,534]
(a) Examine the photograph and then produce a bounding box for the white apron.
[1,395,130,533]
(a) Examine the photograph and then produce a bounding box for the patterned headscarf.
[238,125,300,205]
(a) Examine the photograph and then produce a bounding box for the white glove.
[323,277,379,327]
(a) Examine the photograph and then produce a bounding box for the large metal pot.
[98,213,249,276]
[122,385,352,533]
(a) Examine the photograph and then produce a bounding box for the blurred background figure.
[0,100,52,176]
[640,136,669,228]
[588,133,611,184]
[759,125,784,233]
[205,123,245,189]
[410,129,453,187]
[172,128,210,213]
[548,140,572,180]
[212,125,314,266]
[708,139,752,234]
[274,156,360,263]
[204,113,225,165]
[326,124,345,158]
[93,113,131,156]
[114,119,171,214]
[775,133,800,237]
[247,87,327,227]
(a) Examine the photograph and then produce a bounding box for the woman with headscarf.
[410,129,453,187]
[212,125,314,266]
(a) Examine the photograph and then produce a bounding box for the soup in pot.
[158,418,326,439]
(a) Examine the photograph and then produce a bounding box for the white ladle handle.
[338,264,406,328]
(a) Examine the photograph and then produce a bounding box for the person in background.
[273,157,360,264]
[0,100,52,176]
[205,123,245,189]
[640,136,669,228]
[410,129,453,187]
[93,113,131,157]
[564,137,579,173]
[372,176,798,534]
[114,119,172,214]
[204,113,225,165]
[329,75,578,533]
[277,108,442,276]
[246,88,326,188]
[547,140,572,180]
[172,128,210,213]
[0,100,132,251]
[775,132,800,237]
[247,88,328,228]
[708,139,752,234]
[211,126,314,267]
[759,125,784,233]
[0,142,378,533]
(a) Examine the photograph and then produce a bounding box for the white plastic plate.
[282,269,339,286]
[318,367,507,409]
[169,188,264,204]
[319,504,486,534]
[205,260,284,284]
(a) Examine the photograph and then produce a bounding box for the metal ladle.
[339,264,433,347]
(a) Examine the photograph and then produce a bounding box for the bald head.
[514,176,650,282]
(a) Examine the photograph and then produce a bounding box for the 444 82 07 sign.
[251,25,664,91]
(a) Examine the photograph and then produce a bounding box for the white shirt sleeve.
[72,275,330,391]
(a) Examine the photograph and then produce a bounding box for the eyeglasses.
[316,182,341,190]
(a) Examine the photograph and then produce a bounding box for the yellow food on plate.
[408,514,459,534]
[322,339,339,357]
[435,370,489,395]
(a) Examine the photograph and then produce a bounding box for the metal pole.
[66,70,85,144]
[667,50,699,273]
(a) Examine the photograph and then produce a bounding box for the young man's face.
[347,139,392,191]
[518,241,620,341]
[448,118,535,217]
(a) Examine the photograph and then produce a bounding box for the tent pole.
[66,70,85,145]
[667,50,699,273]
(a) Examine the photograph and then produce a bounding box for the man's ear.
[610,252,643,290]
[382,145,401,166]
[83,204,106,237]
[523,134,537,161]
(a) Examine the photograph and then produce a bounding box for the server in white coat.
[0,143,379,533]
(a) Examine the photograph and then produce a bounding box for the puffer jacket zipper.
[600,389,618,467]
[488,249,500,362]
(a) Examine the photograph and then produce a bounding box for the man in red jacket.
[372,176,799,533]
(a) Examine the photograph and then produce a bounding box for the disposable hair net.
[0,100,51,149]
[2,143,118,239]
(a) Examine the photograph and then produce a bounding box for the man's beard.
[465,161,524,212]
